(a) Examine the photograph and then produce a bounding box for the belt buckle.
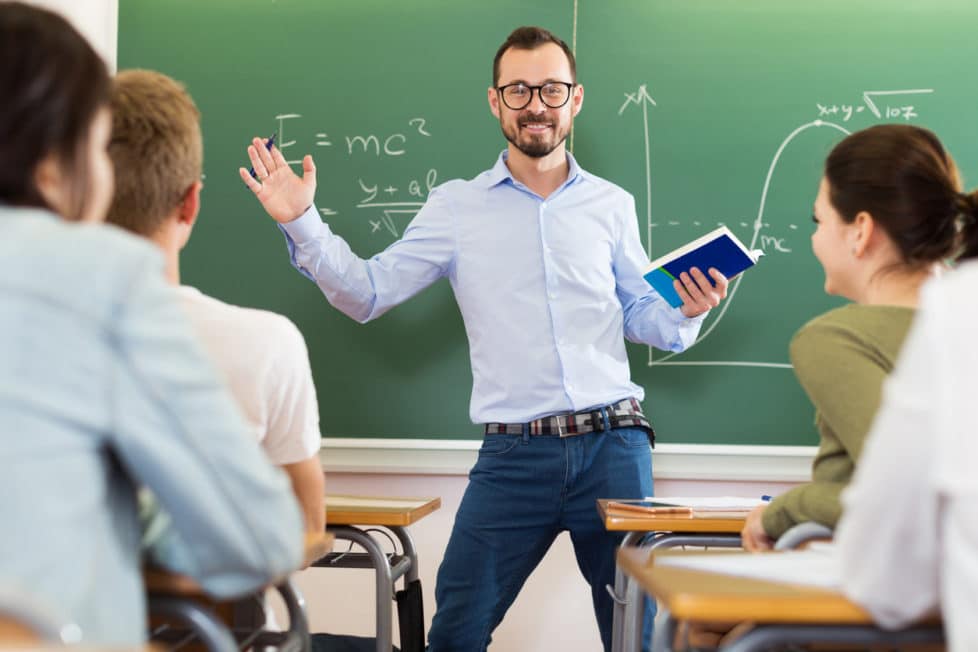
[555,407,609,437]
[555,411,575,438]
[556,415,568,437]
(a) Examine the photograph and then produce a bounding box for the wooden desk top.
[597,499,746,533]
[325,495,441,527]
[616,547,876,625]
[145,531,334,597]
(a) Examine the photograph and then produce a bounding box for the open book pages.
[645,226,762,271]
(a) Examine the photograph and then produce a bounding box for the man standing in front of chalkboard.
[240,26,726,652]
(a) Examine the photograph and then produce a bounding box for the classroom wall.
[23,0,117,69]
[69,3,800,649]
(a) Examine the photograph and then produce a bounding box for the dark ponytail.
[956,190,978,262]
[824,124,967,267]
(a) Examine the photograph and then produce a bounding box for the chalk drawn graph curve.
[649,119,852,368]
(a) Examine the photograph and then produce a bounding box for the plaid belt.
[484,397,654,440]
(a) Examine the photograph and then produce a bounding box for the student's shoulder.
[796,304,907,335]
[919,264,978,346]
[791,306,864,361]
[3,210,163,299]
[791,304,915,359]
[180,288,308,351]
[932,261,978,298]
[24,214,160,271]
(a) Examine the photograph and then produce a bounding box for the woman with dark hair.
[0,3,304,644]
[0,1,113,220]
[741,124,978,551]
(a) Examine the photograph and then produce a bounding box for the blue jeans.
[427,427,655,652]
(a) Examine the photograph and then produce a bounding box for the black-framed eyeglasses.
[496,82,575,110]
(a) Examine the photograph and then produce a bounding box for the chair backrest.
[145,571,311,652]
[774,521,834,551]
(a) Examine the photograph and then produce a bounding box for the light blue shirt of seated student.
[280,151,705,424]
[0,206,304,646]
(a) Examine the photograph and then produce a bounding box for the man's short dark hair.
[492,26,576,86]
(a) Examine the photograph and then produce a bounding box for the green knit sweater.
[761,304,916,539]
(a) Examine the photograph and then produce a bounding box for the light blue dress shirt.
[281,152,705,424]
[0,206,304,645]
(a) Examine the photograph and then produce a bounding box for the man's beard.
[501,114,568,158]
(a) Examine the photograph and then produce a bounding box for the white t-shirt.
[836,262,978,651]
[176,286,321,465]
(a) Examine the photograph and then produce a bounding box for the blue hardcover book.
[643,226,763,308]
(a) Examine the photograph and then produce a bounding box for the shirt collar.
[484,149,587,191]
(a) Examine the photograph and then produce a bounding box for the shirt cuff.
[676,309,707,349]
[761,496,793,539]
[666,305,709,325]
[279,204,323,244]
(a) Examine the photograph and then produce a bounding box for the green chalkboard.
[118,0,978,445]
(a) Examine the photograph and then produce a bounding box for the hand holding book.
[674,267,730,318]
[644,226,763,310]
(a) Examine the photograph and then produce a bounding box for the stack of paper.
[657,543,842,590]
[645,496,768,510]
[606,496,766,518]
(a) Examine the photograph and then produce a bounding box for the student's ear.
[488,86,501,120]
[571,83,584,117]
[177,180,203,227]
[33,153,68,217]
[851,211,875,258]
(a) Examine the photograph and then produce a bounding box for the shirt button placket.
[540,200,573,404]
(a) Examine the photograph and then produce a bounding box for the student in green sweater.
[742,124,978,551]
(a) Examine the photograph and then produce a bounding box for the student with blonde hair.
[0,4,303,644]
[106,69,325,534]
[742,124,978,550]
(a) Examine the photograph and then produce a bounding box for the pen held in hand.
[248,133,277,179]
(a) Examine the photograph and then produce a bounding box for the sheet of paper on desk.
[657,543,842,590]
[644,496,768,510]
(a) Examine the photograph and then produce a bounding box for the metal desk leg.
[328,525,395,652]
[621,563,647,652]
[623,534,744,652]
[389,525,418,584]
[610,531,646,652]
[650,608,677,652]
